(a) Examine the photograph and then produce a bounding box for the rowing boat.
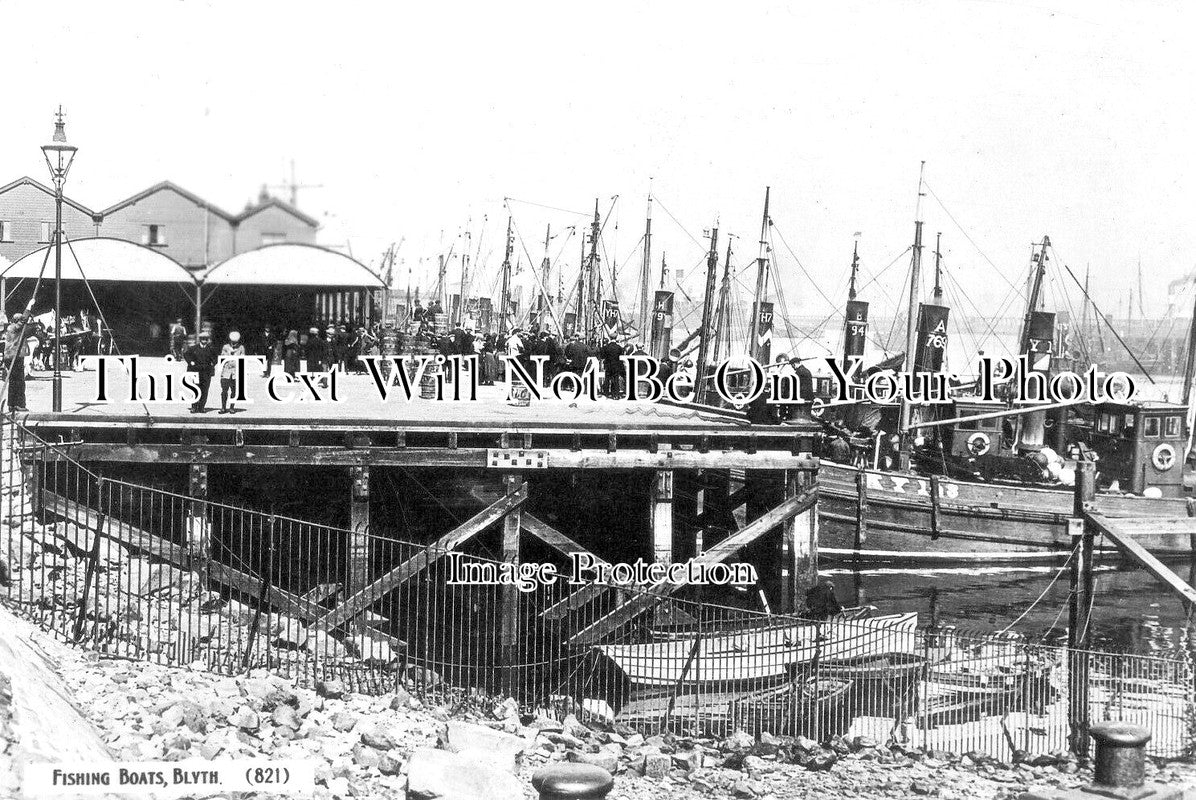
[596,612,918,686]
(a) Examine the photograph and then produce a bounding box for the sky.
[2,0,1193,345]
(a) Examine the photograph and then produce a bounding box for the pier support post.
[784,468,817,613]
[651,470,674,565]
[744,470,781,611]
[348,465,370,595]
[500,473,524,695]
[1068,460,1096,757]
[186,463,211,577]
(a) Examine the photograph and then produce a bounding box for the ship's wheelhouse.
[1088,401,1187,496]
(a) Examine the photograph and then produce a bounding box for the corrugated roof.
[0,237,197,283]
[202,243,383,287]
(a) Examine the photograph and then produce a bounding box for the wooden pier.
[12,371,824,667]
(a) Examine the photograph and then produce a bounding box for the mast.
[1137,256,1146,317]
[1018,236,1051,354]
[498,216,514,338]
[1080,266,1091,348]
[898,162,927,452]
[659,252,667,289]
[847,239,860,301]
[932,231,943,303]
[584,199,601,338]
[693,224,721,404]
[535,224,551,331]
[1183,292,1196,404]
[457,227,471,327]
[842,238,869,373]
[637,187,653,338]
[711,237,734,365]
[748,187,772,362]
[404,258,412,323]
[1016,236,1055,450]
[574,230,586,336]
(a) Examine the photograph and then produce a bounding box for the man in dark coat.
[3,313,30,411]
[183,330,219,413]
[563,334,586,375]
[791,356,814,403]
[305,327,326,372]
[258,327,277,377]
[539,332,562,381]
[598,337,624,398]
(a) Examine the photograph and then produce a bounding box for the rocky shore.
[0,609,1187,800]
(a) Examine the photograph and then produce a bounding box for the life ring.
[1152,443,1176,471]
[967,432,991,457]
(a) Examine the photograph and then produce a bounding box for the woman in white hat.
[219,330,246,414]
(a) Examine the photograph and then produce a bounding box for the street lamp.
[41,106,78,413]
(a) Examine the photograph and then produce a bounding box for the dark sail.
[649,290,674,360]
[755,301,774,365]
[1024,310,1056,377]
[843,299,869,369]
[914,303,950,373]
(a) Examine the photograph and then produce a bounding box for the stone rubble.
[27,632,1192,800]
[4,432,1196,799]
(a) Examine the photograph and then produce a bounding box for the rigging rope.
[1050,243,1157,385]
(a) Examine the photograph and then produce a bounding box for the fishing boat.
[727,676,854,737]
[596,612,917,686]
[807,172,1195,563]
[612,676,853,735]
[816,437,1194,563]
[919,655,1056,726]
[792,651,928,692]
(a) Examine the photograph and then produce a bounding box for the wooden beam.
[526,514,615,620]
[347,465,370,594]
[38,443,817,471]
[520,513,602,563]
[1077,516,1196,537]
[1069,461,1096,758]
[43,492,325,623]
[22,413,820,438]
[316,486,528,630]
[568,486,817,645]
[300,583,342,603]
[651,470,674,565]
[784,469,817,612]
[500,475,523,692]
[680,483,757,528]
[1086,511,1196,608]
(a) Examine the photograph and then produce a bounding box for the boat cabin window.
[1166,415,1182,437]
[1144,417,1160,438]
[979,417,999,430]
[1122,413,1136,437]
[1097,412,1121,435]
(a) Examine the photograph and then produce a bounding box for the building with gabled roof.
[0,176,100,264]
[0,177,320,273]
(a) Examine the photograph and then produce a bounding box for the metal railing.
[1,413,1193,762]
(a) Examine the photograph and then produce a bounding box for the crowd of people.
[169,319,382,376]
[2,307,112,412]
[4,300,822,423]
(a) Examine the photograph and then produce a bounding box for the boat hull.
[596,612,917,686]
[818,462,1195,563]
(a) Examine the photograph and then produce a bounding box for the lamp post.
[41,107,78,413]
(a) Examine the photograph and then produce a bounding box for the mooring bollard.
[1089,721,1150,790]
[531,763,614,800]
[1017,720,1182,800]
